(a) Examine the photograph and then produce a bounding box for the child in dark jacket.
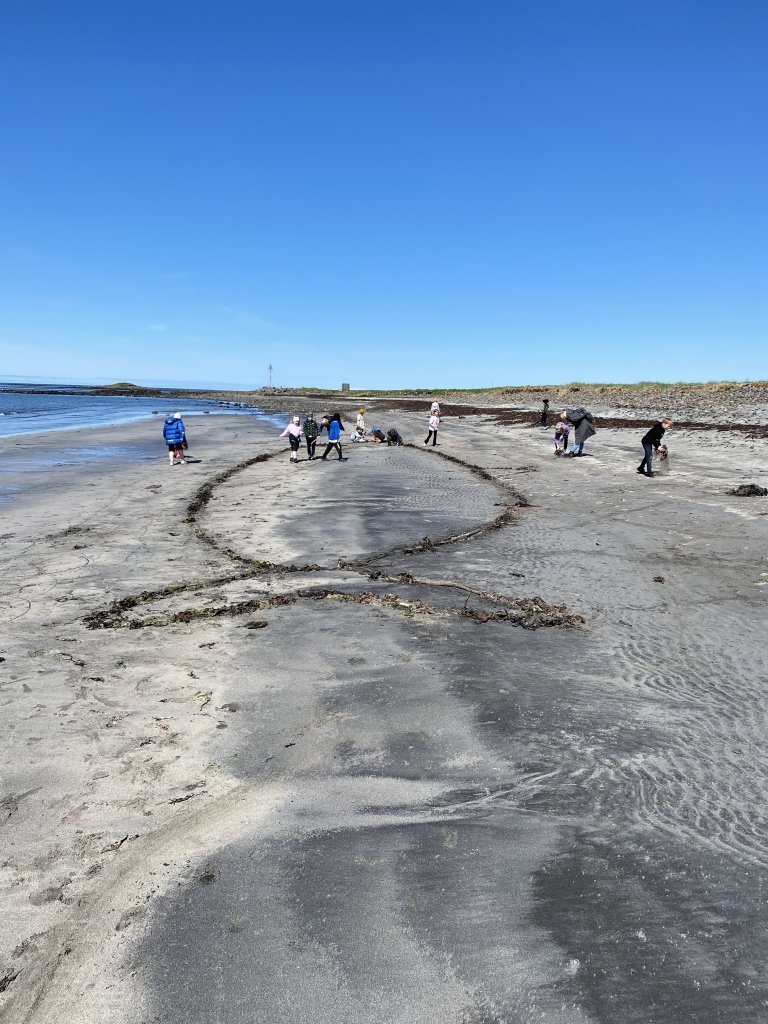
[637,420,672,477]
[303,413,319,459]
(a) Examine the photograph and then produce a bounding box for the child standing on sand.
[303,412,319,460]
[424,409,440,446]
[162,412,187,466]
[279,416,303,464]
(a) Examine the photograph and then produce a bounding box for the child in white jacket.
[424,412,440,446]
[279,416,303,464]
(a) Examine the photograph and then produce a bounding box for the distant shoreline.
[2,379,767,428]
[3,378,767,396]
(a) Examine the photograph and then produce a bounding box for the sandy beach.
[2,403,767,1023]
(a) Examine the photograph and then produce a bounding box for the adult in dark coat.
[637,419,672,477]
[562,407,596,456]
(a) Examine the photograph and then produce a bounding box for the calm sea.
[0,386,291,503]
[0,385,280,438]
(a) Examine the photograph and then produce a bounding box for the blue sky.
[1,0,766,389]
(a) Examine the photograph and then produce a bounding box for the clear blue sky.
[1,0,766,389]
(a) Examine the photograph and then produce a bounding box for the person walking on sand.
[540,399,550,428]
[424,408,440,446]
[562,407,596,457]
[163,412,187,466]
[637,419,672,477]
[319,413,345,461]
[279,416,303,464]
[303,411,319,460]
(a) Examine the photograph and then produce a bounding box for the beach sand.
[1,407,767,1023]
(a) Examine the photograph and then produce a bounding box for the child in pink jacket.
[279,416,303,464]
[424,411,440,446]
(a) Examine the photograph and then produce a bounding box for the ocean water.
[0,386,278,438]
[0,387,290,502]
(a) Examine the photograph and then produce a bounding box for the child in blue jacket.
[319,413,345,461]
[162,413,187,466]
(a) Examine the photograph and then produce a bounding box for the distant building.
[341,382,350,392]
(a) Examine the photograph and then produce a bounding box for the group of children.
[164,399,669,477]
[279,412,343,463]
[350,407,404,446]
[279,408,405,464]
[280,400,445,464]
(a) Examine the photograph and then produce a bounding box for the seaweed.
[83,443,581,633]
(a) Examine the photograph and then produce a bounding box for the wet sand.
[1,408,767,1023]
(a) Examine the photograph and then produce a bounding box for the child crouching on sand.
[279,416,303,464]
[554,420,569,455]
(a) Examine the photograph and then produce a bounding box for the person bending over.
[562,407,596,457]
[637,419,672,477]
